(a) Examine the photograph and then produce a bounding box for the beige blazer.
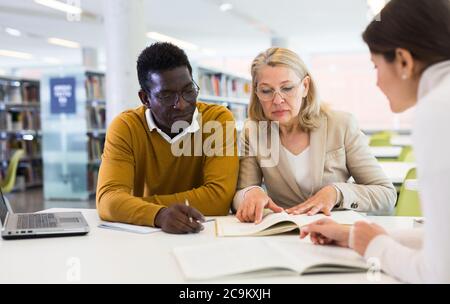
[233,110,397,215]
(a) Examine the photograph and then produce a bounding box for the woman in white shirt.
[300,0,450,283]
[233,47,397,224]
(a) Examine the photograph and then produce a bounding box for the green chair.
[0,149,25,194]
[395,167,422,216]
[397,146,415,162]
[379,145,415,163]
[369,131,396,147]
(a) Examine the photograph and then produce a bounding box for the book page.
[289,210,368,228]
[173,239,368,281]
[216,210,367,237]
[268,240,368,274]
[216,211,297,236]
[173,239,297,281]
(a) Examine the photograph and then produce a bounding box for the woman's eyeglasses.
[255,81,303,102]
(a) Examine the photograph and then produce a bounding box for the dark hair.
[363,0,450,67]
[136,42,193,92]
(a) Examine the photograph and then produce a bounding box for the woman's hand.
[300,218,350,247]
[351,221,387,256]
[286,185,338,216]
[300,219,388,256]
[236,188,284,224]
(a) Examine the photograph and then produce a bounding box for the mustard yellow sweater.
[96,102,239,227]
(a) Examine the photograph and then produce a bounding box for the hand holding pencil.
[154,199,205,234]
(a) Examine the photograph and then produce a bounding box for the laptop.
[0,188,89,240]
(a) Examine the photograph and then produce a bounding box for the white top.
[283,146,313,195]
[0,208,415,283]
[234,145,340,211]
[145,108,199,144]
[364,60,450,283]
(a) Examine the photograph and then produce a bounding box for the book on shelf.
[1,108,40,132]
[86,106,106,130]
[0,82,21,103]
[0,79,39,104]
[173,238,368,281]
[17,161,42,188]
[21,81,40,103]
[215,210,367,237]
[0,111,5,130]
[88,136,105,162]
[7,138,42,159]
[198,72,251,99]
[85,74,105,101]
[0,141,8,160]
[88,167,99,192]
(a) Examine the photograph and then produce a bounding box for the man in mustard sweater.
[96,42,239,234]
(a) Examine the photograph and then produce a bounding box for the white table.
[391,135,413,146]
[370,147,403,159]
[0,208,419,284]
[379,162,416,184]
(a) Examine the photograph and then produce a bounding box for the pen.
[185,199,193,223]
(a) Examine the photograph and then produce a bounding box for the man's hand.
[154,204,205,234]
[286,185,338,216]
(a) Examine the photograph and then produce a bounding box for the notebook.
[98,221,161,234]
[215,210,367,237]
[173,239,368,281]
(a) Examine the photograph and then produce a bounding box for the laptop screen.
[0,188,8,226]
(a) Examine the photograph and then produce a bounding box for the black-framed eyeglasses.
[151,81,200,107]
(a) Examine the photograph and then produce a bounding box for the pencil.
[185,199,193,223]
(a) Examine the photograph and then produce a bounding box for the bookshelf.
[40,69,106,200]
[194,65,251,132]
[0,77,43,191]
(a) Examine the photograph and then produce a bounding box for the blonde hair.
[248,47,327,132]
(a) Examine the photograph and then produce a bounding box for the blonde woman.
[233,47,397,223]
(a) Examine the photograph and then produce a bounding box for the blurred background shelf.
[0,77,42,193]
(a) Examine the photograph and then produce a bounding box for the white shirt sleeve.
[387,228,423,250]
[364,235,428,283]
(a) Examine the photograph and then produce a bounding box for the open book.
[173,239,368,281]
[216,210,367,237]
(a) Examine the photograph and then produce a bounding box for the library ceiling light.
[146,32,199,51]
[219,3,233,12]
[0,49,33,60]
[43,57,62,64]
[367,0,387,16]
[48,37,80,48]
[5,27,21,37]
[34,0,82,15]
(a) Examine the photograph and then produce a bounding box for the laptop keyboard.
[17,213,58,229]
